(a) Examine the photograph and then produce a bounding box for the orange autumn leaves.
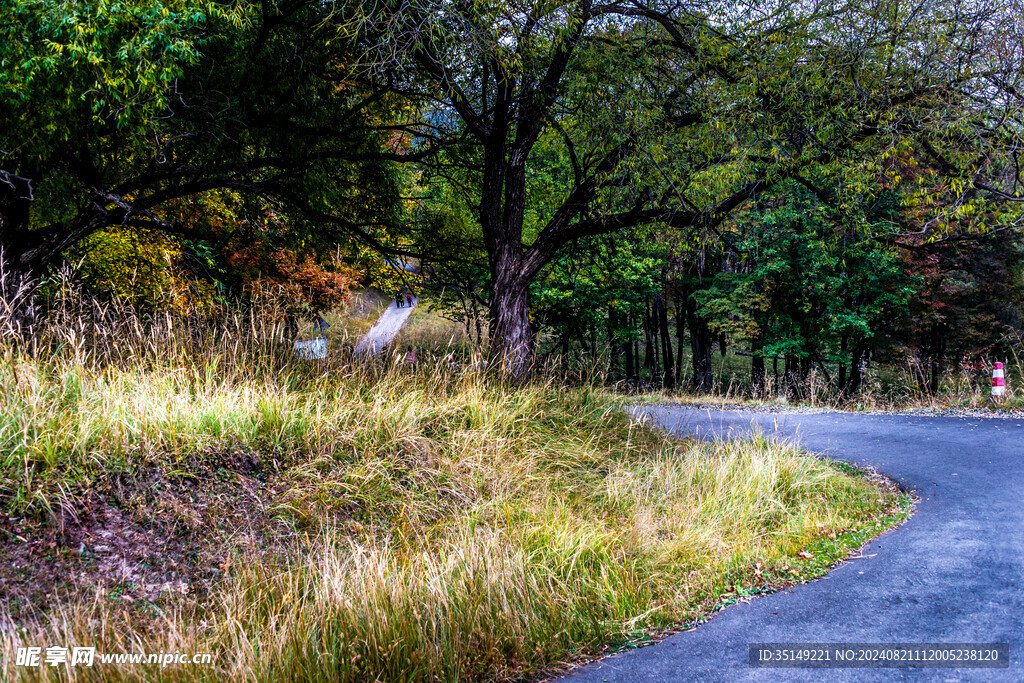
[228,243,358,317]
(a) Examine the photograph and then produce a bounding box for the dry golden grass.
[0,283,908,681]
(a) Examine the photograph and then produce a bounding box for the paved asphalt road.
[352,296,418,357]
[563,407,1024,682]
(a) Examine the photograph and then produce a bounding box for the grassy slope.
[0,296,907,680]
[1,349,909,681]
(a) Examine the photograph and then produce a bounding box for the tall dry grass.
[0,274,905,681]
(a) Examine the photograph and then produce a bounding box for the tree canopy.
[1,0,1022,382]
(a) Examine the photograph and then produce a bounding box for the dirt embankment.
[0,452,296,616]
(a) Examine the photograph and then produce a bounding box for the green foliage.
[1,0,235,130]
[0,0,413,295]
[696,186,920,365]
[532,232,664,350]
[1,0,1021,392]
[0,0,241,218]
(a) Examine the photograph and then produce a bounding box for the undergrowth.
[0,286,908,681]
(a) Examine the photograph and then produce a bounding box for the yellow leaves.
[77,226,215,314]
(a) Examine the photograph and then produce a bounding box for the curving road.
[563,407,1024,682]
[353,296,418,357]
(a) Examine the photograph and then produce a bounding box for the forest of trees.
[2,0,1022,392]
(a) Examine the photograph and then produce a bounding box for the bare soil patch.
[0,451,295,617]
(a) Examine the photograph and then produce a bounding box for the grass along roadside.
[619,341,1024,414]
[310,293,1020,414]
[631,389,1024,418]
[1,345,909,680]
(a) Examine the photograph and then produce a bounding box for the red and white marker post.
[991,362,1006,402]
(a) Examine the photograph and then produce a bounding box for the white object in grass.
[294,337,328,360]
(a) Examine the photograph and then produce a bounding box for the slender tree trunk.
[590,327,597,366]
[579,329,591,354]
[619,338,632,379]
[751,336,765,396]
[623,313,637,381]
[918,355,934,395]
[928,325,945,396]
[656,292,675,388]
[784,355,799,398]
[643,302,654,375]
[674,293,684,383]
[626,331,634,382]
[686,297,713,392]
[625,331,636,381]
[849,347,865,395]
[648,334,659,382]
[608,306,620,380]
[929,357,942,396]
[838,335,849,395]
[649,302,661,381]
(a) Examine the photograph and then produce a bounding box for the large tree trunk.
[488,250,533,381]
[479,117,539,381]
